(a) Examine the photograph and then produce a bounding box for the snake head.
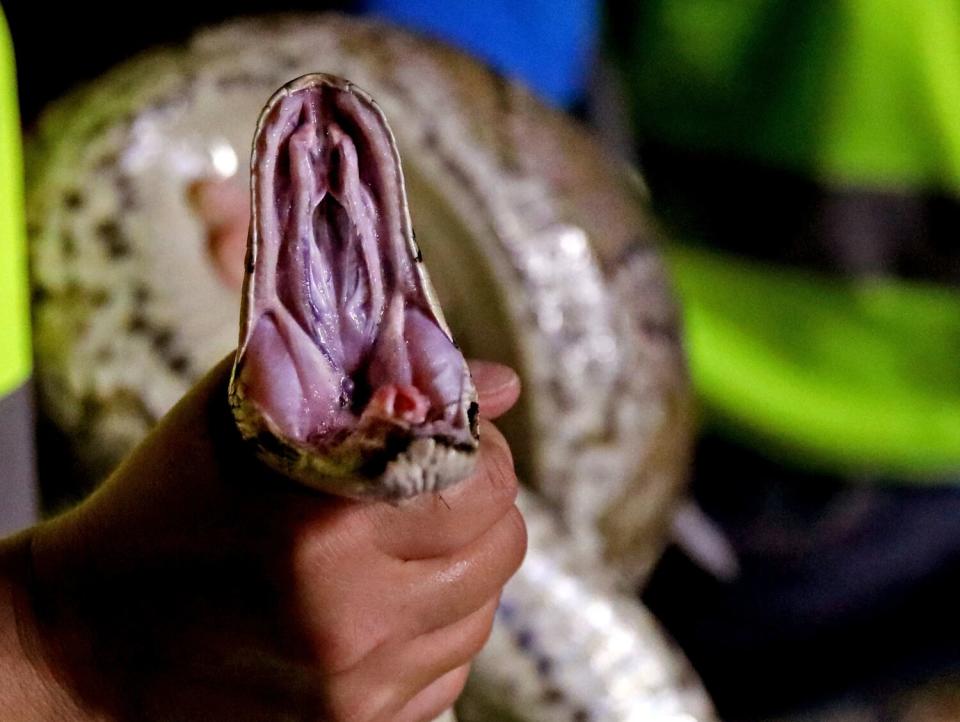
[229,74,479,499]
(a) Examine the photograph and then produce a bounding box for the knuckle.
[444,664,472,701]
[418,667,471,720]
[506,504,528,564]
[492,505,527,578]
[463,603,498,657]
[309,628,359,672]
[307,612,390,674]
[282,585,389,673]
[320,684,387,722]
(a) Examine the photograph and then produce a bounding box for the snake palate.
[229,75,478,498]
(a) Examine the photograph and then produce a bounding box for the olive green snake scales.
[26,14,716,722]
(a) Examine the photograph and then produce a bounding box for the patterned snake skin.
[26,14,715,721]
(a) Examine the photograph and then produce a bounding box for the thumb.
[34,354,247,576]
[468,360,521,420]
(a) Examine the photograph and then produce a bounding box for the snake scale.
[26,14,715,722]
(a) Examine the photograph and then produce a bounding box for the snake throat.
[230,75,479,497]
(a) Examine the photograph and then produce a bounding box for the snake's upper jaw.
[229,74,479,498]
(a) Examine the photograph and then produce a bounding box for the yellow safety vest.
[0,7,30,398]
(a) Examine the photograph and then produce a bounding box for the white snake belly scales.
[26,14,715,721]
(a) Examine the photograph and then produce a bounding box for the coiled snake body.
[27,14,714,721]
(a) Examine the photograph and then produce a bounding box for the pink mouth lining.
[235,81,474,452]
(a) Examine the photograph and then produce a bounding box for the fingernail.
[469,360,519,395]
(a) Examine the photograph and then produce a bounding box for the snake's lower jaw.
[229,74,479,498]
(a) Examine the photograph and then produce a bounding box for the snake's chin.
[230,75,478,497]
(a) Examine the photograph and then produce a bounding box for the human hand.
[1,356,525,722]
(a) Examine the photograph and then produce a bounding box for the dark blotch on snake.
[96,220,130,258]
[63,189,85,209]
[168,355,190,375]
[31,285,50,305]
[536,656,552,676]
[127,313,148,334]
[89,289,109,308]
[253,430,300,463]
[356,434,415,479]
[132,284,150,304]
[542,687,565,704]
[62,231,77,257]
[151,328,173,354]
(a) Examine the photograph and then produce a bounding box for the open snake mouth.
[230,75,478,495]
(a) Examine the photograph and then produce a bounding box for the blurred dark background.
[8,3,341,124]
[9,2,960,719]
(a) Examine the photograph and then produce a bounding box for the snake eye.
[230,75,478,497]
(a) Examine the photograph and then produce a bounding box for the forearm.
[0,532,85,721]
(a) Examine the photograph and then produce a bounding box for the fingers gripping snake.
[26,14,715,722]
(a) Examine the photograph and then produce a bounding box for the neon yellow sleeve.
[620,0,960,194]
[668,244,960,479]
[0,7,31,397]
